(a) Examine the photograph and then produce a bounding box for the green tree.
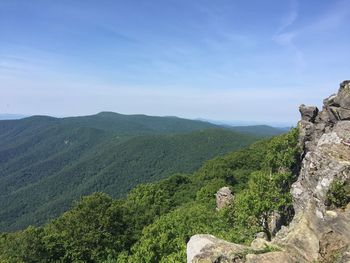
[263,128,299,173]
[232,171,292,240]
[44,192,128,262]
[0,226,48,263]
[129,203,230,263]
[124,184,172,245]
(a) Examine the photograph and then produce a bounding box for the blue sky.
[1,0,350,125]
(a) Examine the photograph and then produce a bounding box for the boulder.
[334,80,350,110]
[299,104,319,122]
[250,238,270,250]
[187,234,249,263]
[215,187,234,210]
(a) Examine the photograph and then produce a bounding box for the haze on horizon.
[1,0,350,126]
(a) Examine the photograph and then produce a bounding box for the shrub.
[326,180,350,208]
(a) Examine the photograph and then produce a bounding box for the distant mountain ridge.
[0,112,268,231]
[1,112,287,136]
[61,111,219,134]
[0,114,27,120]
[228,125,290,136]
[195,117,293,128]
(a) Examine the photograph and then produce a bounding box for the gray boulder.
[215,187,234,210]
[299,104,319,122]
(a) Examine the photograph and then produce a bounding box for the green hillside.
[0,129,300,263]
[0,113,259,232]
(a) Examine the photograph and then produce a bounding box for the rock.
[317,132,342,147]
[334,107,350,120]
[268,211,283,236]
[334,80,350,110]
[299,104,319,122]
[187,81,350,263]
[187,235,216,263]
[298,120,316,153]
[255,232,268,240]
[340,80,350,90]
[325,210,338,218]
[215,187,234,210]
[187,234,249,263]
[245,252,296,263]
[250,238,270,250]
[318,231,349,262]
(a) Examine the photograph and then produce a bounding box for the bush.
[326,180,350,208]
[228,171,293,241]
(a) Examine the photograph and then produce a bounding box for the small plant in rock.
[326,180,350,209]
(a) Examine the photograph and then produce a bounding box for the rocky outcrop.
[215,187,234,210]
[187,81,350,263]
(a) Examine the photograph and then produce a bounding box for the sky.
[1,0,350,126]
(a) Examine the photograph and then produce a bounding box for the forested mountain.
[0,113,263,232]
[0,129,300,263]
[0,111,219,135]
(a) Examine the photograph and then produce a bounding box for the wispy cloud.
[276,0,299,34]
[273,0,350,51]
[272,0,306,70]
[309,0,350,31]
[276,0,350,71]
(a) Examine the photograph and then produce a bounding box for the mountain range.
[0,112,286,231]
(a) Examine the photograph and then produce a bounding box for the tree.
[0,226,49,263]
[129,203,230,263]
[44,192,128,262]
[263,128,299,173]
[232,171,292,240]
[124,183,172,246]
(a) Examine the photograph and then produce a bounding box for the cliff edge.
[187,81,350,263]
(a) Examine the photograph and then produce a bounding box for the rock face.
[215,187,234,210]
[187,81,350,263]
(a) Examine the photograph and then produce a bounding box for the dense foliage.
[0,129,300,262]
[0,114,262,232]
